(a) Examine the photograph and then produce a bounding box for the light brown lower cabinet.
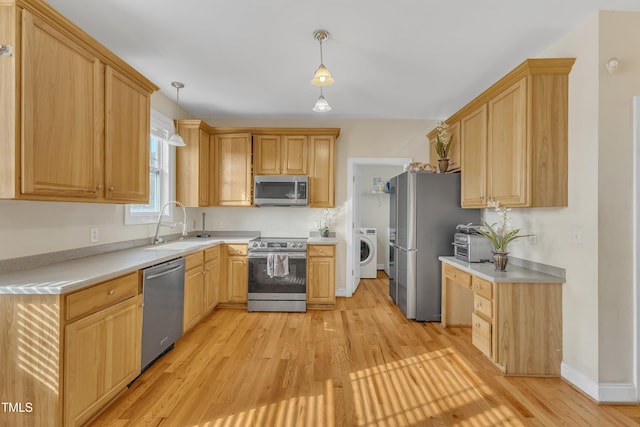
[222,244,248,305]
[183,252,205,333]
[64,294,142,426]
[441,262,562,376]
[204,245,221,312]
[307,244,336,309]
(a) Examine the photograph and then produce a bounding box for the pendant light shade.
[168,81,186,147]
[311,30,334,87]
[312,88,332,112]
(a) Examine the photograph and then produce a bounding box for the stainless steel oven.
[247,237,307,312]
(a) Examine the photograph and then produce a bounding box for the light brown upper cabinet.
[437,58,574,208]
[253,135,308,175]
[308,135,336,208]
[0,2,157,203]
[215,133,253,206]
[176,120,215,207]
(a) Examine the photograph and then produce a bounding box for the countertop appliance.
[254,175,308,207]
[389,172,480,321]
[453,225,493,263]
[141,257,185,371]
[248,237,307,312]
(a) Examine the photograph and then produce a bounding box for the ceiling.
[47,0,640,120]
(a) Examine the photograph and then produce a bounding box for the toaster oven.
[453,232,493,263]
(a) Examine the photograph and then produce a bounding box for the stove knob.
[260,242,267,248]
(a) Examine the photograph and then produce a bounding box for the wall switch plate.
[572,227,583,244]
[90,227,99,243]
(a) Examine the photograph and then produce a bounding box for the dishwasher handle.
[145,264,184,281]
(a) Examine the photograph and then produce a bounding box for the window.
[125,109,176,225]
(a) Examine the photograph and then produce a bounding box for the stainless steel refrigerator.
[388,172,479,321]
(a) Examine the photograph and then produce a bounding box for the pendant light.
[312,87,332,112]
[311,30,334,87]
[168,81,186,147]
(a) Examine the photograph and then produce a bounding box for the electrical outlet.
[90,227,99,243]
[572,227,583,244]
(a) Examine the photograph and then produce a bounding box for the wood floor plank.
[91,271,640,426]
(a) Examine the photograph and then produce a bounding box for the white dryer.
[360,228,378,279]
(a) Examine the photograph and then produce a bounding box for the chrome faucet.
[153,201,188,244]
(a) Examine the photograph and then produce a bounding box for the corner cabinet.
[437,58,575,208]
[0,2,157,203]
[307,244,336,308]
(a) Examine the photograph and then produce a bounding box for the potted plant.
[476,201,530,271]
[319,208,332,237]
[433,121,453,173]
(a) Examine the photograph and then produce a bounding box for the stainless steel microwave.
[254,175,308,207]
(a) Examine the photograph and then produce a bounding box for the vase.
[321,229,329,237]
[492,252,509,271]
[437,158,449,174]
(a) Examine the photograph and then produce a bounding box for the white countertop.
[439,256,564,284]
[0,237,255,295]
[306,236,338,245]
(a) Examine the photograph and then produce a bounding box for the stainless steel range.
[247,237,307,312]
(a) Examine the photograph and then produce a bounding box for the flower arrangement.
[476,200,530,253]
[433,121,453,160]
[319,208,333,237]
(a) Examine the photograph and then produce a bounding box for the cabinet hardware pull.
[96,184,103,190]
[108,186,115,191]
[107,290,115,296]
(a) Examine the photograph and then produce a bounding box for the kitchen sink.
[144,240,215,251]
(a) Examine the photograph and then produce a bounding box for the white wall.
[503,11,640,398]
[358,165,404,267]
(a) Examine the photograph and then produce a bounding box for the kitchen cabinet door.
[460,105,488,207]
[64,295,142,427]
[21,10,103,199]
[104,66,150,202]
[204,247,221,313]
[216,133,252,206]
[308,135,335,208]
[487,78,528,207]
[183,254,205,333]
[227,255,248,303]
[253,135,281,175]
[282,135,308,175]
[307,245,336,307]
[176,121,212,207]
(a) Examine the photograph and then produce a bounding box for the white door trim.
[633,95,640,402]
[346,157,411,297]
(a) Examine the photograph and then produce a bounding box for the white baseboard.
[377,263,385,270]
[336,288,348,297]
[561,362,637,403]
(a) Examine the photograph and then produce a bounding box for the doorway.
[345,157,411,297]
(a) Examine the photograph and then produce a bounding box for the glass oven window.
[248,256,306,293]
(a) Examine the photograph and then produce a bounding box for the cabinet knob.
[107,290,115,296]
[108,186,115,191]
[96,184,103,190]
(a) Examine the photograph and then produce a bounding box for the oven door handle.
[248,252,307,259]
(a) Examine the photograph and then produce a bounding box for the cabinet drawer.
[66,273,139,321]
[307,245,336,257]
[227,244,248,256]
[474,293,492,319]
[472,276,492,299]
[204,245,221,262]
[443,263,471,289]
[472,312,492,357]
[185,252,204,270]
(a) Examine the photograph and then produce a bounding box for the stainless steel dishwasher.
[141,257,185,371]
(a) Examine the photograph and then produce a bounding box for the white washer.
[360,228,377,279]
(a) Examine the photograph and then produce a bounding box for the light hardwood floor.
[91,272,640,426]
